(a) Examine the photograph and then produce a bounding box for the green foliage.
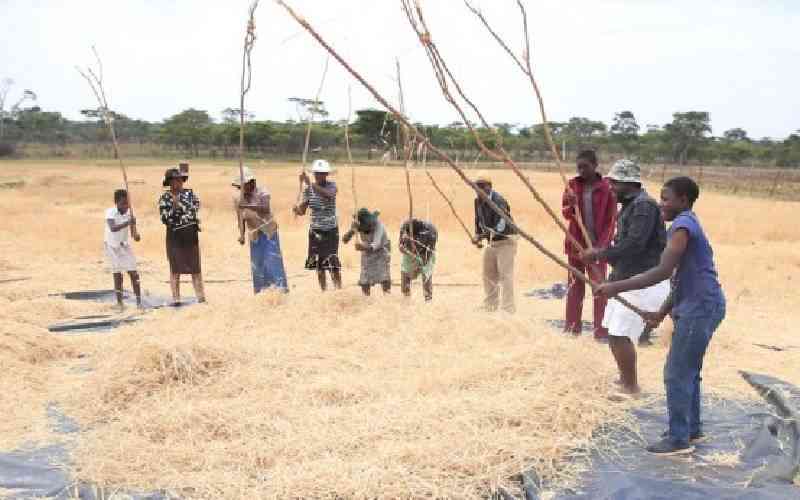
[664,111,712,165]
[353,108,396,147]
[610,111,640,155]
[0,103,796,168]
[161,108,213,156]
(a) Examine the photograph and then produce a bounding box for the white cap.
[232,166,256,187]
[311,159,332,173]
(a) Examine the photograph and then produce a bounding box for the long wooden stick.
[295,56,330,208]
[400,0,585,254]
[396,58,414,222]
[463,0,595,251]
[76,46,138,240]
[345,85,357,213]
[273,0,646,318]
[237,1,259,238]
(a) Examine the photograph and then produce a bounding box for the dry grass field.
[1,159,799,498]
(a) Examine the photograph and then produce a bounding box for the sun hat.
[607,159,642,184]
[311,159,332,173]
[162,168,188,187]
[474,171,492,185]
[231,166,256,187]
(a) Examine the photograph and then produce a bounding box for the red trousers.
[565,257,608,338]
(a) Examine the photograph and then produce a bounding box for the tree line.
[1,95,799,167]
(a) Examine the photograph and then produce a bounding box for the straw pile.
[62,286,630,497]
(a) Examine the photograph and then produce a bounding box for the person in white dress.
[104,189,142,310]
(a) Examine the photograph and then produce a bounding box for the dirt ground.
[1,160,798,497]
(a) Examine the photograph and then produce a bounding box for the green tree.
[353,108,396,147]
[722,127,749,142]
[664,111,711,165]
[776,131,800,167]
[609,110,640,155]
[0,78,36,139]
[562,117,607,157]
[161,108,213,156]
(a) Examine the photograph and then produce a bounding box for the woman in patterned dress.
[158,168,206,304]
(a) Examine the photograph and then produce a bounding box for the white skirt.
[104,243,138,273]
[602,280,670,342]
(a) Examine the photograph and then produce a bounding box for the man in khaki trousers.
[471,173,517,313]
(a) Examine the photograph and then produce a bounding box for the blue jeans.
[250,232,288,294]
[664,297,726,445]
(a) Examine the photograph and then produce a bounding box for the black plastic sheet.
[548,372,800,500]
[0,405,169,499]
[48,290,198,334]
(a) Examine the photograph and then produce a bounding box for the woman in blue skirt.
[233,166,288,293]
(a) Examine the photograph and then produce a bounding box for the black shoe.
[661,430,707,444]
[647,438,694,456]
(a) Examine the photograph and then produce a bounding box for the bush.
[0,142,16,157]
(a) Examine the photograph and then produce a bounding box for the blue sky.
[1,0,798,139]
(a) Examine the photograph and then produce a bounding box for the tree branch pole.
[345,85,357,213]
[463,0,595,252]
[237,1,259,237]
[76,46,138,240]
[400,0,586,254]
[396,57,414,222]
[273,0,646,317]
[295,56,330,208]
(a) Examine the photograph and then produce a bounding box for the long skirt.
[250,232,289,293]
[305,227,341,271]
[359,248,391,286]
[166,226,201,275]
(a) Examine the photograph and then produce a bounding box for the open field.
[1,160,799,497]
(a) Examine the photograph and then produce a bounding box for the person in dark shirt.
[399,218,438,301]
[471,172,517,313]
[596,176,725,456]
[583,159,667,396]
[562,150,617,339]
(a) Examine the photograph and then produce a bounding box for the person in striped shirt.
[293,159,342,291]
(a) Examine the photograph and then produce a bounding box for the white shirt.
[104,207,131,248]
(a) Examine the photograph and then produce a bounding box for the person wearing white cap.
[233,166,288,293]
[293,159,342,291]
[582,159,668,396]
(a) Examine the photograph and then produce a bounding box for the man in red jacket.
[562,150,617,339]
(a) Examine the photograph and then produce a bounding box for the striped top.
[303,181,338,230]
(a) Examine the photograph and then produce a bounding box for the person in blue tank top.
[596,176,725,456]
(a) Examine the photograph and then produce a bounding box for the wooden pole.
[76,46,139,240]
[463,0,595,252]
[237,1,258,225]
[295,56,330,208]
[396,57,414,222]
